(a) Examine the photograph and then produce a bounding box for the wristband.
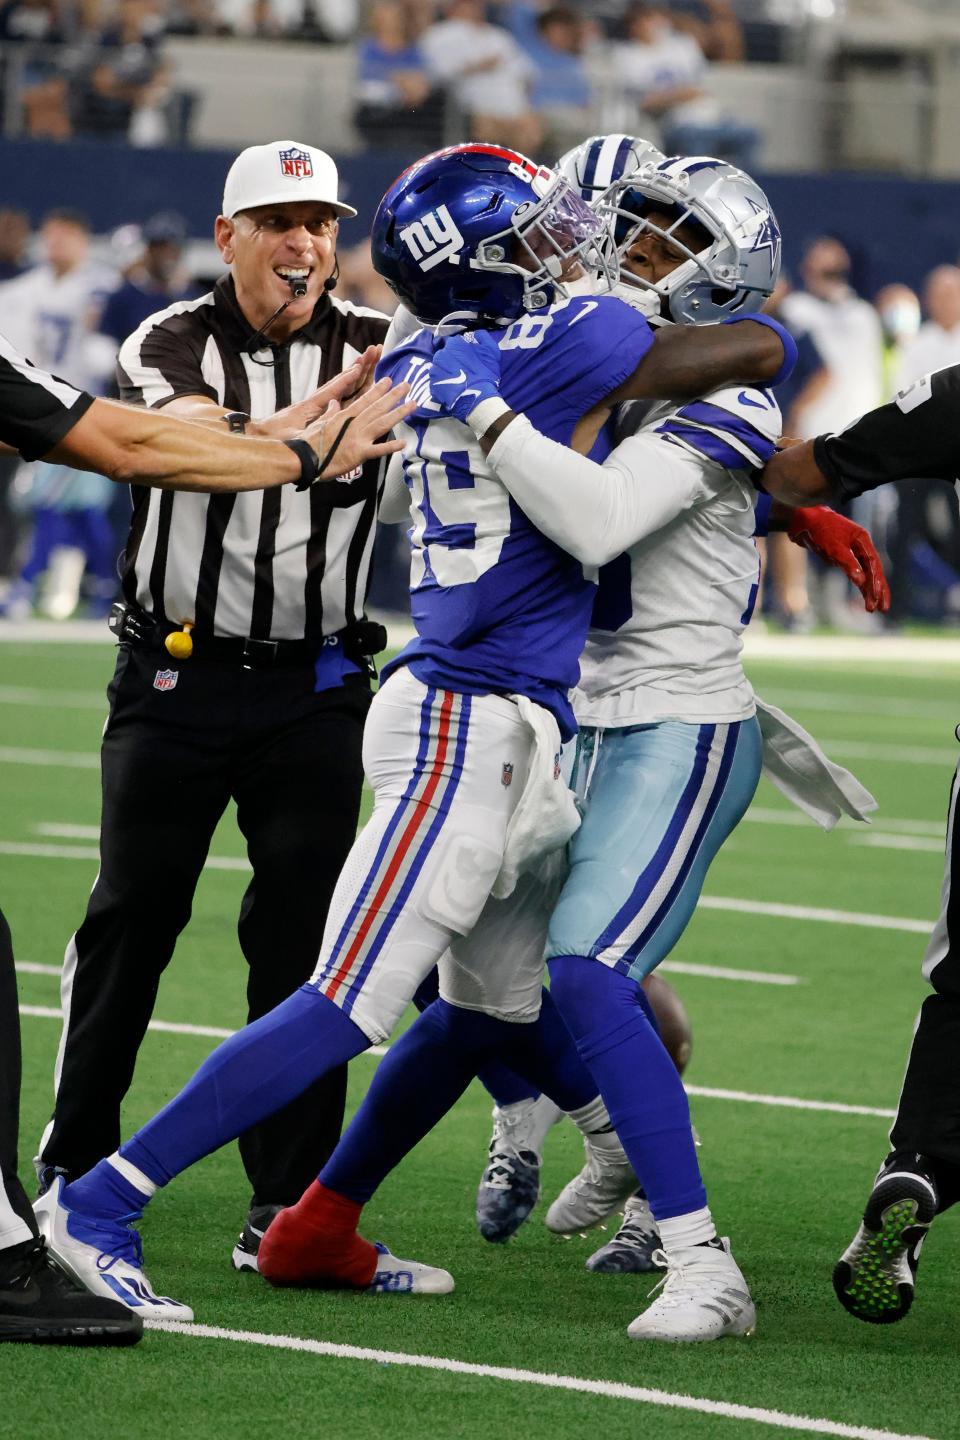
[466,396,511,439]
[284,438,322,491]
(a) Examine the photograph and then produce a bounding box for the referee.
[32,141,402,1274]
[0,329,407,1342]
[764,362,960,1326]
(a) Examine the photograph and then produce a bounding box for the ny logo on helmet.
[400,205,465,271]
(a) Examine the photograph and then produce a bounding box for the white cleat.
[367,1243,454,1295]
[627,1238,755,1342]
[34,1179,194,1323]
[545,1130,637,1234]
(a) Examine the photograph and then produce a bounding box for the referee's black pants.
[890,756,960,1206]
[39,643,370,1209]
[0,905,37,1245]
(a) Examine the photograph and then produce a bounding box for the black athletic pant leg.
[40,647,234,1179]
[890,760,960,1171]
[233,671,370,1208]
[0,906,37,1241]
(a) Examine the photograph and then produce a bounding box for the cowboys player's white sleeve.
[484,384,782,567]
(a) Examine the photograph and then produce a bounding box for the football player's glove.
[787,506,891,614]
[429,330,504,426]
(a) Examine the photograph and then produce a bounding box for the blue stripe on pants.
[546,717,763,979]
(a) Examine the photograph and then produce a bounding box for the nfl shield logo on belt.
[501,762,514,788]
[153,668,179,692]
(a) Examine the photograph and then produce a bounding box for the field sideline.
[1,630,957,1440]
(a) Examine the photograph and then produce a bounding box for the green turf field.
[1,635,957,1440]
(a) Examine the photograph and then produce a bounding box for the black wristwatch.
[222,411,250,433]
[284,438,322,491]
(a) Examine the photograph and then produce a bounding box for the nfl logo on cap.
[279,146,313,179]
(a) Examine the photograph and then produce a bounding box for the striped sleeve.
[117,295,218,409]
[656,386,782,471]
[0,331,94,460]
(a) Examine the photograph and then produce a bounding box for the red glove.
[787,506,891,614]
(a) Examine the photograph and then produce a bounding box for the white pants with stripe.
[309,668,545,1043]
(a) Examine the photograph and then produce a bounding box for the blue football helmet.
[596,155,782,325]
[371,143,617,325]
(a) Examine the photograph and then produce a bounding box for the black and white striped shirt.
[0,331,94,459]
[117,276,390,642]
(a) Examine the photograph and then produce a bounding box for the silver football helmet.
[556,133,665,206]
[597,155,782,325]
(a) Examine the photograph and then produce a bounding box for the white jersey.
[0,260,116,391]
[484,382,782,727]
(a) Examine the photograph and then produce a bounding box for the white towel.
[493,696,581,899]
[755,697,877,830]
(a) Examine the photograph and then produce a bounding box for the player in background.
[34,144,804,1324]
[256,151,885,1343]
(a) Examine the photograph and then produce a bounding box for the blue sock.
[321,998,502,1202]
[476,1057,540,1107]
[548,955,705,1221]
[62,1161,149,1222]
[66,986,370,1215]
[321,990,600,1204]
[495,987,598,1112]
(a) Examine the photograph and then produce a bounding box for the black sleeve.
[814,364,960,502]
[0,339,95,461]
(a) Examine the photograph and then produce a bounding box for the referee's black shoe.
[833,1152,938,1324]
[231,1203,285,1273]
[0,1236,143,1345]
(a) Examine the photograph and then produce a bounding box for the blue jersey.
[379,295,653,736]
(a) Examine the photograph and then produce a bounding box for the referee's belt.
[108,603,387,672]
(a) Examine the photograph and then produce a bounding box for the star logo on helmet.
[746,198,781,268]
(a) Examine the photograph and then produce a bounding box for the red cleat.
[258,1183,378,1289]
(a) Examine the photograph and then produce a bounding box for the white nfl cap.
[222,140,357,219]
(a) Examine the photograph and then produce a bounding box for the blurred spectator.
[0,209,115,384]
[211,0,359,40]
[0,208,118,619]
[73,0,175,146]
[781,235,886,627]
[165,0,234,35]
[611,2,757,169]
[780,236,885,439]
[875,282,920,394]
[760,273,830,630]
[0,0,72,137]
[420,0,542,154]
[354,0,444,149]
[96,211,198,355]
[505,2,593,153]
[662,0,744,62]
[896,265,960,388]
[0,209,30,281]
[337,238,401,314]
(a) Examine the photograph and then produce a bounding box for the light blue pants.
[547,717,763,979]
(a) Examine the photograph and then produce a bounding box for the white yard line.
[685,1084,894,1120]
[755,689,957,723]
[658,960,800,985]
[15,1006,888,1114]
[849,835,945,854]
[143,1320,933,1440]
[17,1004,389,1055]
[0,840,250,870]
[0,685,106,710]
[15,962,61,976]
[818,740,957,767]
[0,747,99,769]
[697,896,933,936]
[6,839,936,934]
[744,808,946,838]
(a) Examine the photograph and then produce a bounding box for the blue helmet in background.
[371,143,616,326]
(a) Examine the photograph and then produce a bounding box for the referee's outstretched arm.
[762,363,960,506]
[0,332,411,493]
